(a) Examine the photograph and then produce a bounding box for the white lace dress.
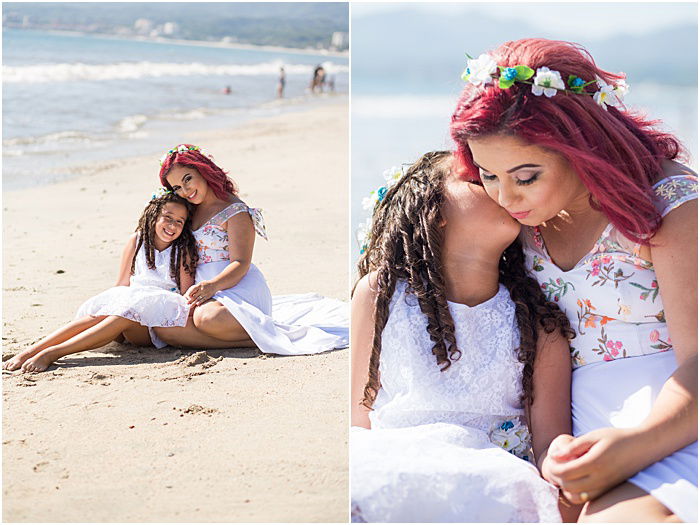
[351,281,561,523]
[76,243,190,348]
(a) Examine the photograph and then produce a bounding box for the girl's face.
[154,201,188,248]
[467,134,589,226]
[165,164,210,205]
[441,172,520,253]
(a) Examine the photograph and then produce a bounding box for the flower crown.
[461,53,629,110]
[158,144,203,167]
[147,186,173,204]
[357,165,407,254]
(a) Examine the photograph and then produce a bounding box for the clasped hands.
[542,427,642,505]
[185,281,217,307]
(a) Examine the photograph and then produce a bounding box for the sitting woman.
[451,38,697,522]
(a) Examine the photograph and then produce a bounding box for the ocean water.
[350,86,699,269]
[3,28,348,189]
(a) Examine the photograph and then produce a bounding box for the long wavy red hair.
[159,145,237,200]
[450,38,686,244]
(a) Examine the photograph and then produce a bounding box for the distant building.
[331,31,348,50]
[134,18,153,34]
[163,22,178,35]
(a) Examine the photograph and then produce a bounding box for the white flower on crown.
[382,165,404,185]
[613,79,630,101]
[177,144,189,153]
[593,78,624,110]
[489,420,531,458]
[531,67,566,98]
[356,217,373,252]
[466,54,498,85]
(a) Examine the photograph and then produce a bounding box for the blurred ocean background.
[3,7,348,189]
[351,2,698,268]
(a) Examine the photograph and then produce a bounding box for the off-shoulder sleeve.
[652,174,698,217]
[213,202,268,241]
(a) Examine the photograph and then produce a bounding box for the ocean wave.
[3,130,96,146]
[118,114,148,132]
[3,61,349,84]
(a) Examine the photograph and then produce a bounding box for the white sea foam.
[3,61,349,84]
[118,114,148,132]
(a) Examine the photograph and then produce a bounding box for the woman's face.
[467,134,589,226]
[165,164,209,205]
[154,201,188,248]
[441,172,520,253]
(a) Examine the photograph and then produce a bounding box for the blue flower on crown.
[377,186,388,202]
[503,67,518,81]
[571,77,585,87]
[500,420,515,431]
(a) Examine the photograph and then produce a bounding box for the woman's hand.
[545,427,642,504]
[185,281,217,306]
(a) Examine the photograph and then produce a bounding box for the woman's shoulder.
[652,160,698,218]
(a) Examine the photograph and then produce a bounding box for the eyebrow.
[473,161,542,174]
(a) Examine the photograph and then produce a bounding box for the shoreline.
[8,27,349,58]
[2,101,349,522]
[4,94,349,192]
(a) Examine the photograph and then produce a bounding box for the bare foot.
[3,349,40,371]
[21,352,56,373]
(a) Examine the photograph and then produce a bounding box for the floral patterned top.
[522,173,697,369]
[193,202,268,265]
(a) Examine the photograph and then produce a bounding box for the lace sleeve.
[213,203,268,240]
[652,174,698,217]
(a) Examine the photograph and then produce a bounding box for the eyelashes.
[479,171,541,186]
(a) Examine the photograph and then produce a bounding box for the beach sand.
[2,101,349,522]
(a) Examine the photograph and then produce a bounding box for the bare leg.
[154,316,255,349]
[192,301,251,341]
[122,325,152,346]
[578,482,680,523]
[4,315,106,371]
[22,316,144,372]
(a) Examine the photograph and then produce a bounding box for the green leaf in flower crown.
[514,65,534,81]
[464,52,474,60]
[461,68,471,82]
[499,76,516,89]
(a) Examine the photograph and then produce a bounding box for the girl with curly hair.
[4,192,198,372]
[451,38,697,522]
[351,151,575,522]
[153,144,347,354]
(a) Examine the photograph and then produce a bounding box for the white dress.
[520,173,698,522]
[193,202,348,355]
[351,281,561,523]
[76,242,190,348]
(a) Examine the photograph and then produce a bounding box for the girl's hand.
[545,427,642,504]
[185,281,217,306]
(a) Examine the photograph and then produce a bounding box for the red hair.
[159,145,237,200]
[450,38,685,244]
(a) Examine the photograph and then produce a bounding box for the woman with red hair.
[152,144,348,355]
[451,39,697,522]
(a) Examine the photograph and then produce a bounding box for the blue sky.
[352,2,697,39]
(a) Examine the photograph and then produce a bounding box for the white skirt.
[572,352,698,522]
[351,423,561,523]
[76,285,190,348]
[195,260,348,355]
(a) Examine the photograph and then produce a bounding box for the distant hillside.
[352,7,697,94]
[2,2,349,50]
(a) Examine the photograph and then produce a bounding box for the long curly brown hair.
[355,151,573,410]
[131,192,199,290]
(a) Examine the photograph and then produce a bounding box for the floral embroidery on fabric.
[575,298,613,335]
[520,172,696,368]
[629,280,659,302]
[649,329,672,351]
[531,255,545,272]
[593,326,628,361]
[194,203,268,264]
[585,255,634,288]
[540,277,574,302]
